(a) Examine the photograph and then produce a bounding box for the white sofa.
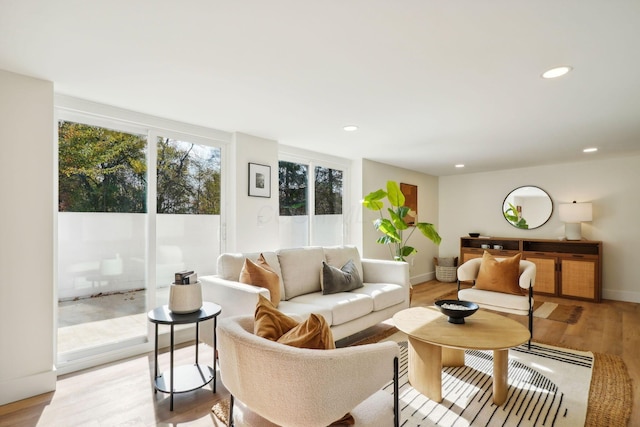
[199,245,410,345]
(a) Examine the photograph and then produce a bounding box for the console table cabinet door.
[524,255,557,295]
[560,257,598,301]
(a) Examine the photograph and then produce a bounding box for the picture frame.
[248,162,271,198]
[400,182,417,226]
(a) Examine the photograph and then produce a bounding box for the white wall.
[362,159,440,284]
[0,70,56,404]
[439,155,640,303]
[230,133,280,253]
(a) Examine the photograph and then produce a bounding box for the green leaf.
[374,218,401,243]
[376,235,395,245]
[400,246,416,257]
[388,207,409,231]
[386,181,405,207]
[416,222,442,245]
[362,189,387,211]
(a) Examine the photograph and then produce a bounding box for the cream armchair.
[217,315,400,427]
[457,257,536,347]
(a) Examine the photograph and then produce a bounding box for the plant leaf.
[388,207,409,231]
[374,218,401,243]
[400,246,416,257]
[362,189,387,211]
[386,181,405,207]
[416,222,442,245]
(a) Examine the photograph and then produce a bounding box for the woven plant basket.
[434,257,458,282]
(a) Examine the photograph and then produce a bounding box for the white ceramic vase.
[168,281,203,314]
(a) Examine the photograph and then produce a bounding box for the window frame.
[278,147,350,246]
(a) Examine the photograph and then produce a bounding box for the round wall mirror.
[502,186,553,229]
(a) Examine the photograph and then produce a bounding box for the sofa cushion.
[218,252,285,300]
[278,300,333,325]
[277,313,336,350]
[254,295,299,340]
[277,247,325,299]
[475,251,523,295]
[289,291,374,326]
[323,246,363,280]
[321,259,363,295]
[352,283,405,311]
[239,254,281,306]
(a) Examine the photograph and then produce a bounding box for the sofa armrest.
[361,258,410,288]
[200,275,269,319]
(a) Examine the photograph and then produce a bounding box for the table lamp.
[558,201,592,240]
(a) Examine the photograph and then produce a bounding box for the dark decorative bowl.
[468,232,480,237]
[435,299,479,324]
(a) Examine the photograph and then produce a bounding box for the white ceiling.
[1,0,639,176]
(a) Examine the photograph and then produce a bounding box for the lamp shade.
[558,202,592,223]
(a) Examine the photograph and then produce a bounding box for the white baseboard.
[602,289,640,303]
[0,369,57,406]
[411,271,435,286]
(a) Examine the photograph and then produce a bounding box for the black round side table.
[147,301,222,411]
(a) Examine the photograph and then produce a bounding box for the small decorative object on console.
[169,270,203,313]
[468,232,480,237]
[435,299,479,324]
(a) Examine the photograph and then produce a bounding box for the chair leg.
[393,356,399,427]
[229,394,234,427]
[528,286,534,349]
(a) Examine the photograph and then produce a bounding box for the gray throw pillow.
[321,259,363,295]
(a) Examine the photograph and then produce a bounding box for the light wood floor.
[1,280,638,426]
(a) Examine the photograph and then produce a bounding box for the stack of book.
[174,270,198,285]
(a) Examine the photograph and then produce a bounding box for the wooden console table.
[460,236,602,302]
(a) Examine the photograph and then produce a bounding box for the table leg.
[195,321,199,365]
[153,323,158,393]
[170,324,174,411]
[213,316,217,393]
[493,349,509,405]
[408,337,443,402]
[442,347,465,367]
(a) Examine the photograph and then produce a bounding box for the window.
[314,166,343,215]
[58,121,147,213]
[278,159,346,247]
[156,137,221,214]
[279,161,308,216]
[56,100,227,372]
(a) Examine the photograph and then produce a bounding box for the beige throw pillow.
[240,253,281,306]
[474,251,523,295]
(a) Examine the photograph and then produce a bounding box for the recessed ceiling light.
[455,164,465,168]
[542,66,572,79]
[343,125,358,132]
[583,147,598,153]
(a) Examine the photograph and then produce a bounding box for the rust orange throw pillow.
[240,253,281,306]
[254,295,336,349]
[474,251,523,295]
[254,294,298,340]
[277,313,336,350]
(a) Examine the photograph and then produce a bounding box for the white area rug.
[383,334,592,427]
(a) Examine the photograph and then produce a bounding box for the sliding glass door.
[56,110,224,371]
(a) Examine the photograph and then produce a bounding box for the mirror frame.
[502,185,553,230]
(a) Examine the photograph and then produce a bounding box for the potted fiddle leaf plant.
[362,181,441,262]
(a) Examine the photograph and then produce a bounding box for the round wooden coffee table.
[393,306,530,405]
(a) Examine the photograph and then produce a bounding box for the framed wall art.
[248,162,271,198]
[400,182,417,226]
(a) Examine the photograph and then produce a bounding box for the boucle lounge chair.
[217,315,400,427]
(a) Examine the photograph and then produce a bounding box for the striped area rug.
[384,341,592,427]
